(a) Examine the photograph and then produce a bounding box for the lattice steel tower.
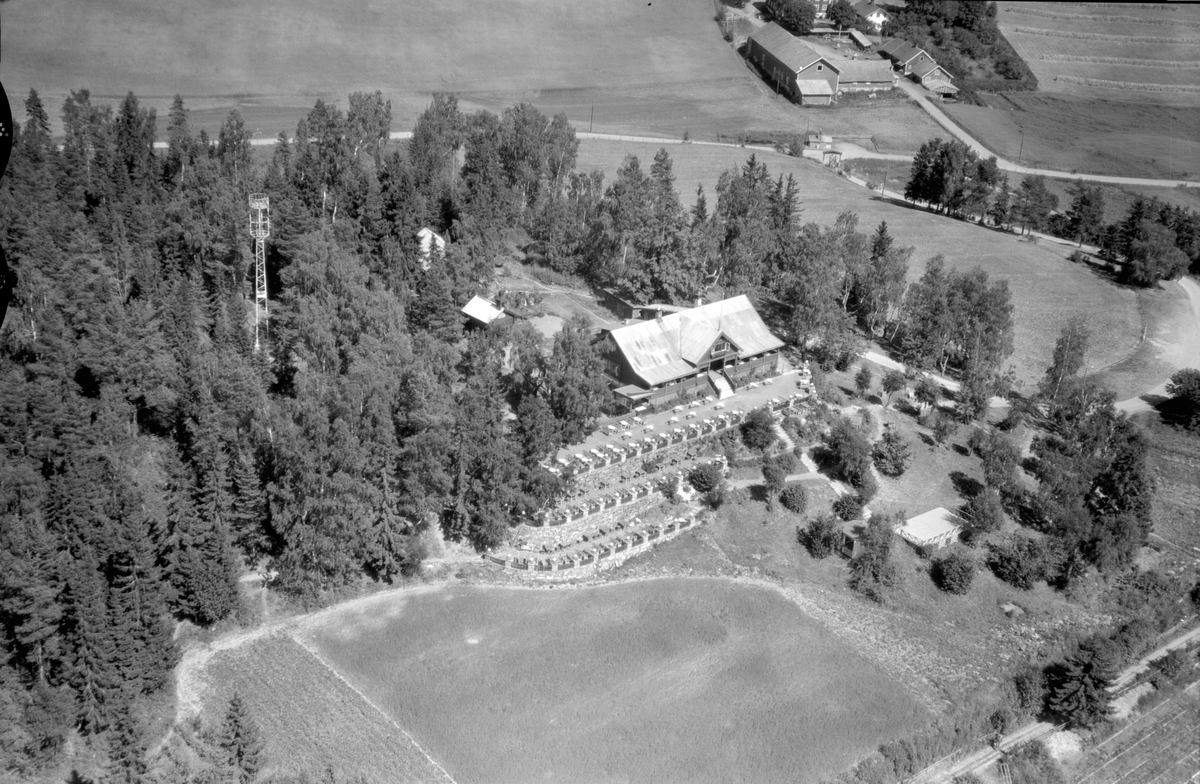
[248,194,271,352]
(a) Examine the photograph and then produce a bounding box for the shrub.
[833,494,865,521]
[987,536,1048,590]
[800,513,841,559]
[705,483,729,510]
[849,513,900,602]
[931,412,959,445]
[780,484,807,514]
[856,470,879,503]
[854,365,874,399]
[873,426,911,477]
[973,429,1020,495]
[688,463,724,493]
[882,370,907,408]
[1147,649,1188,688]
[933,551,976,594]
[740,408,777,452]
[827,415,873,487]
[963,487,1004,543]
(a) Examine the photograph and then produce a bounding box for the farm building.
[461,295,508,330]
[848,29,872,50]
[599,295,785,408]
[746,23,840,105]
[835,58,897,92]
[896,508,963,551]
[908,59,957,95]
[850,0,891,31]
[877,38,936,76]
[807,131,834,150]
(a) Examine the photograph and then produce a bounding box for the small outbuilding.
[897,507,963,551]
[462,295,508,330]
[840,519,867,559]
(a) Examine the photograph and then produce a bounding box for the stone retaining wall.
[485,511,705,581]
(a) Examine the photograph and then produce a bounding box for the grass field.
[575,138,1143,386]
[934,2,1200,179]
[302,579,926,784]
[0,0,936,153]
[200,632,452,783]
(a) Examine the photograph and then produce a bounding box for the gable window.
[713,339,731,355]
[816,65,823,71]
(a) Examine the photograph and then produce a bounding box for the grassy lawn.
[576,138,1142,386]
[304,579,926,784]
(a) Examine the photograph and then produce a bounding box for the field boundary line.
[290,633,460,784]
[1011,26,1200,45]
[1006,7,1200,29]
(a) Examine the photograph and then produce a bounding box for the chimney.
[656,309,663,324]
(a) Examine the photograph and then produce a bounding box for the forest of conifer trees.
[0,85,1029,777]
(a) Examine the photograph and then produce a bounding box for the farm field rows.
[574,138,1143,387]
[999,1,1200,101]
[302,578,928,784]
[936,2,1200,180]
[199,633,451,783]
[1068,693,1200,784]
[0,0,936,153]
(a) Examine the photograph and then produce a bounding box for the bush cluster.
[799,513,841,559]
[932,551,975,594]
[780,484,807,514]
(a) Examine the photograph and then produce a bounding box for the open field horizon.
[1,0,938,152]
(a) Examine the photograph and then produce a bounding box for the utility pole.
[881,163,889,198]
[1017,129,1025,167]
[590,104,594,133]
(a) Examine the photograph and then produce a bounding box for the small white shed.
[897,507,962,550]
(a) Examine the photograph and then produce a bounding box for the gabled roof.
[911,60,952,80]
[835,58,896,82]
[462,295,505,325]
[851,0,891,20]
[926,80,960,94]
[749,22,841,74]
[848,29,872,47]
[608,295,785,387]
[878,38,931,66]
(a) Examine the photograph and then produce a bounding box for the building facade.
[747,22,840,105]
[599,295,785,407]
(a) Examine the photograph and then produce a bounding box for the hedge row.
[1040,54,1200,69]
[1007,7,1200,29]
[1012,26,1200,45]
[1053,75,1200,93]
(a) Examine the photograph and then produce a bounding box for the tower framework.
[248,194,271,352]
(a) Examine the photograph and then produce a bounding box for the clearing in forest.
[291,578,926,784]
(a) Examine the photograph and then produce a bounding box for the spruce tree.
[220,694,265,783]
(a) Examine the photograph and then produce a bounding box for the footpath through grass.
[304,578,926,784]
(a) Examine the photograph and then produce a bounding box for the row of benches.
[487,516,699,572]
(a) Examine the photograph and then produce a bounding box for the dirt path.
[1116,277,1200,413]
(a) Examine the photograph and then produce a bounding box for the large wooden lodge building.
[599,295,785,408]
